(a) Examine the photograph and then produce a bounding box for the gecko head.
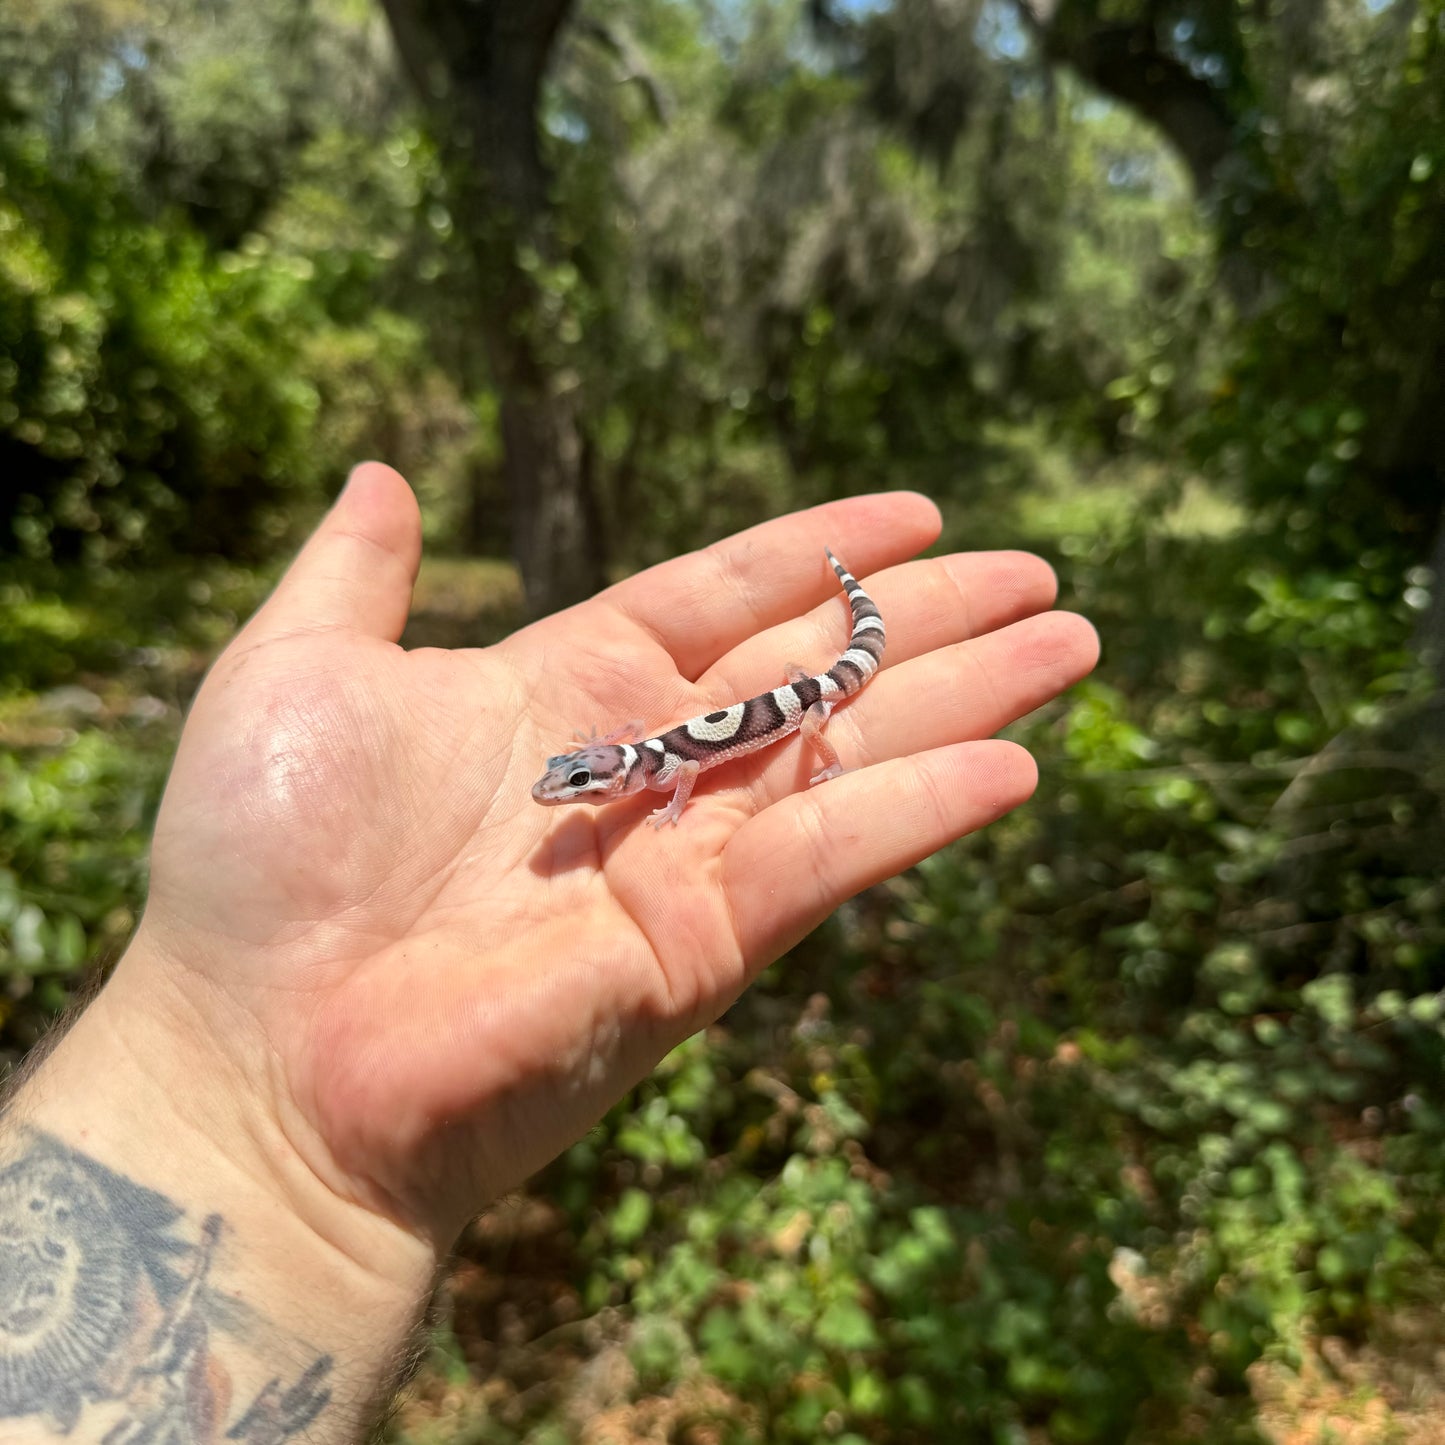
[531,745,637,807]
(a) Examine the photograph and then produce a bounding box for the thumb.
[249,462,422,644]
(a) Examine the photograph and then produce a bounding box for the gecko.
[531,547,886,826]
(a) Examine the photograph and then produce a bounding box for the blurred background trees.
[3,0,1444,1438]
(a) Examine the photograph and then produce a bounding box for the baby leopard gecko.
[531,547,886,826]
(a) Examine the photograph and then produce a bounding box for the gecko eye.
[567,769,592,788]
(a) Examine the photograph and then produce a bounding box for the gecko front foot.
[646,759,700,827]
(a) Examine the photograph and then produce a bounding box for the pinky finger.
[722,740,1038,967]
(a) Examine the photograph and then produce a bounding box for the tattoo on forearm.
[0,1129,334,1442]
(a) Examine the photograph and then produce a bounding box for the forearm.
[0,962,440,1445]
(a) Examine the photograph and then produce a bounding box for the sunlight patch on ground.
[405,557,525,650]
[1016,462,1246,543]
[1159,477,1248,538]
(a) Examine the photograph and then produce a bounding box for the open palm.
[125,464,1096,1246]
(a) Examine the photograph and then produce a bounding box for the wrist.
[3,945,440,1444]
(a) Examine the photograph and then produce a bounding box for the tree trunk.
[1413,509,1445,688]
[495,373,607,614]
[379,0,607,617]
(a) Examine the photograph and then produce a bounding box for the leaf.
[815,1299,879,1353]
[609,1187,653,1245]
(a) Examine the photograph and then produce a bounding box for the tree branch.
[1040,18,1239,194]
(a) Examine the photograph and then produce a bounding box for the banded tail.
[821,546,887,695]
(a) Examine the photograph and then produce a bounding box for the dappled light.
[3,0,1445,1440]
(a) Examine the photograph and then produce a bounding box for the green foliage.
[489,509,1442,1443]
[0,156,324,563]
[9,0,1445,1440]
[0,559,268,1057]
[1116,0,1445,564]
[0,0,478,567]
[0,723,166,1051]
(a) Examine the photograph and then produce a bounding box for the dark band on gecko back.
[657,688,791,756]
[643,546,886,767]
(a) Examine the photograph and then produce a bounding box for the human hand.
[60,464,1097,1265]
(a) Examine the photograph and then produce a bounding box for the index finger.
[602,492,942,681]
